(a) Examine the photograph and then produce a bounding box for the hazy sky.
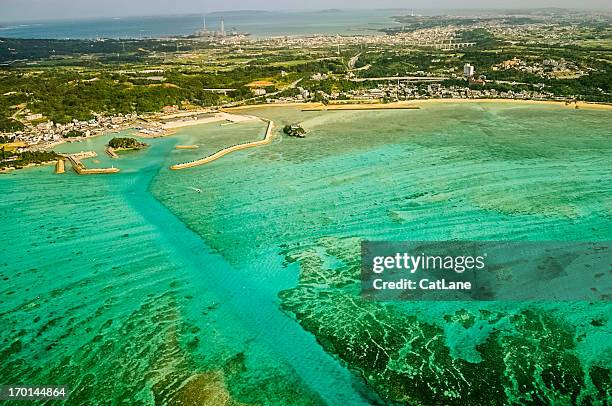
[1,0,610,22]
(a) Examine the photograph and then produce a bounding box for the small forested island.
[0,150,59,170]
[108,137,147,150]
[283,124,306,138]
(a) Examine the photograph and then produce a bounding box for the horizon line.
[1,6,610,25]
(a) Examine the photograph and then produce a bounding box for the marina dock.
[63,153,120,175]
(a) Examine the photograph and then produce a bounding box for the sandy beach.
[161,112,259,130]
[407,98,612,111]
[30,98,610,155]
[224,102,322,111]
[226,99,612,112]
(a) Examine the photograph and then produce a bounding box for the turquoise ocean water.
[0,103,611,404]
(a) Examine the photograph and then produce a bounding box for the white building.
[25,113,43,121]
[463,63,474,78]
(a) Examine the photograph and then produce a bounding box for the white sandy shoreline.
[226,99,612,112]
[409,98,612,110]
[23,98,610,153]
[160,112,259,130]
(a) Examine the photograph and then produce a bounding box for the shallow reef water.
[1,103,610,404]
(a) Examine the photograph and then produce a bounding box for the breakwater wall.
[65,154,120,175]
[170,119,274,170]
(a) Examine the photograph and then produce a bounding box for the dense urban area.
[0,8,610,167]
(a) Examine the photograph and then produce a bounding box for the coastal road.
[224,77,304,108]
[348,52,361,69]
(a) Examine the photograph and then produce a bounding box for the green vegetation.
[0,150,59,169]
[0,89,26,132]
[0,135,16,143]
[0,117,24,133]
[0,40,346,125]
[350,25,612,102]
[0,38,215,64]
[108,137,146,149]
[0,10,610,135]
[283,124,306,138]
[64,130,84,138]
[459,28,500,47]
